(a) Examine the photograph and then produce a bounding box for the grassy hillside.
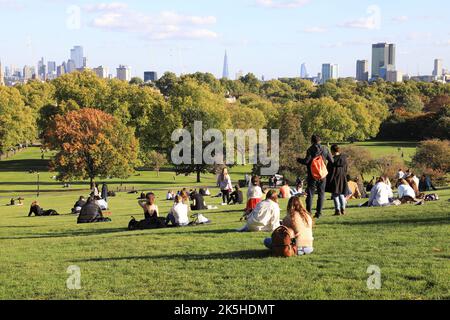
[0,142,448,300]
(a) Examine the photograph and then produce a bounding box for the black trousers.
[306,178,326,214]
[221,189,230,204]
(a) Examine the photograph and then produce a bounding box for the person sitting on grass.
[239,190,281,232]
[264,196,314,256]
[165,195,189,227]
[138,192,159,220]
[246,176,263,214]
[290,182,304,197]
[190,190,207,211]
[228,185,244,205]
[279,180,291,199]
[94,195,108,211]
[368,177,394,207]
[397,179,419,204]
[419,175,437,192]
[71,196,86,214]
[166,190,175,201]
[77,197,111,224]
[28,201,59,217]
[347,175,362,200]
[405,175,423,199]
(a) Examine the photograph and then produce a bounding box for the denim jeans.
[306,178,326,214]
[264,238,314,256]
[332,193,347,211]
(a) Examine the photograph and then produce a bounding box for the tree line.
[0,70,449,183]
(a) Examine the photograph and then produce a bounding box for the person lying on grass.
[165,195,189,227]
[264,196,314,256]
[138,192,159,220]
[77,196,111,224]
[239,190,281,232]
[28,201,59,217]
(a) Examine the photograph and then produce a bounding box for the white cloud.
[302,26,327,33]
[85,4,218,40]
[83,2,128,12]
[255,0,310,9]
[339,5,381,30]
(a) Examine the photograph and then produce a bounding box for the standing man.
[297,135,334,219]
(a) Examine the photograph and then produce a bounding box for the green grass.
[0,143,449,300]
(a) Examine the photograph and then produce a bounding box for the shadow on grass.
[320,216,450,227]
[0,159,49,172]
[73,250,271,263]
[0,227,130,240]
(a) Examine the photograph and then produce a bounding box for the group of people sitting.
[71,182,112,224]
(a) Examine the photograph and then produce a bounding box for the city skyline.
[0,0,449,79]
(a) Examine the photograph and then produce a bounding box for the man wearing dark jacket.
[297,135,334,219]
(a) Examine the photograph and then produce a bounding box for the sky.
[0,0,449,79]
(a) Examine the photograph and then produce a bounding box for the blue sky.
[0,0,449,79]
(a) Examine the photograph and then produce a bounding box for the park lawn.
[0,141,449,300]
[0,188,449,300]
[354,141,418,162]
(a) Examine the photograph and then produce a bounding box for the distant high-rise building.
[386,70,403,83]
[70,46,84,69]
[66,59,76,73]
[48,61,56,74]
[433,59,443,77]
[300,63,309,78]
[93,66,109,78]
[356,60,369,82]
[321,63,339,84]
[23,65,34,81]
[372,43,396,79]
[0,60,4,86]
[57,64,66,77]
[222,51,229,79]
[117,65,131,81]
[38,57,46,80]
[144,71,158,82]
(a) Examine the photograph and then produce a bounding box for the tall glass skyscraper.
[321,63,339,84]
[300,63,309,78]
[222,51,229,79]
[372,43,396,79]
[356,60,369,81]
[70,46,84,69]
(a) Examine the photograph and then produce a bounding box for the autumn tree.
[44,108,139,184]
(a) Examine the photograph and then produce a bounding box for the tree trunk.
[196,166,201,183]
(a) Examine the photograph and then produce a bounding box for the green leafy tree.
[142,150,168,176]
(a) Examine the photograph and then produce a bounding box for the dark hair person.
[297,135,334,219]
[326,144,350,216]
[138,192,159,220]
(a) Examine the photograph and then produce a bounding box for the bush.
[373,155,406,181]
[341,145,376,181]
[412,140,450,173]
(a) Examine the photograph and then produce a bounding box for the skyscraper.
[23,65,35,81]
[117,65,131,81]
[66,59,76,73]
[144,71,158,82]
[300,63,309,79]
[356,60,369,82]
[47,61,56,78]
[372,43,396,79]
[222,51,229,79]
[93,66,109,78]
[70,46,84,69]
[38,57,46,80]
[0,60,5,86]
[321,63,339,84]
[433,59,443,77]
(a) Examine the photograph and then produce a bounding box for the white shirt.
[397,171,405,180]
[247,185,263,200]
[368,182,393,207]
[246,200,281,232]
[398,184,416,199]
[96,199,108,210]
[169,203,189,225]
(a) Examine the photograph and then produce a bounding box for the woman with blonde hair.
[217,167,233,205]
